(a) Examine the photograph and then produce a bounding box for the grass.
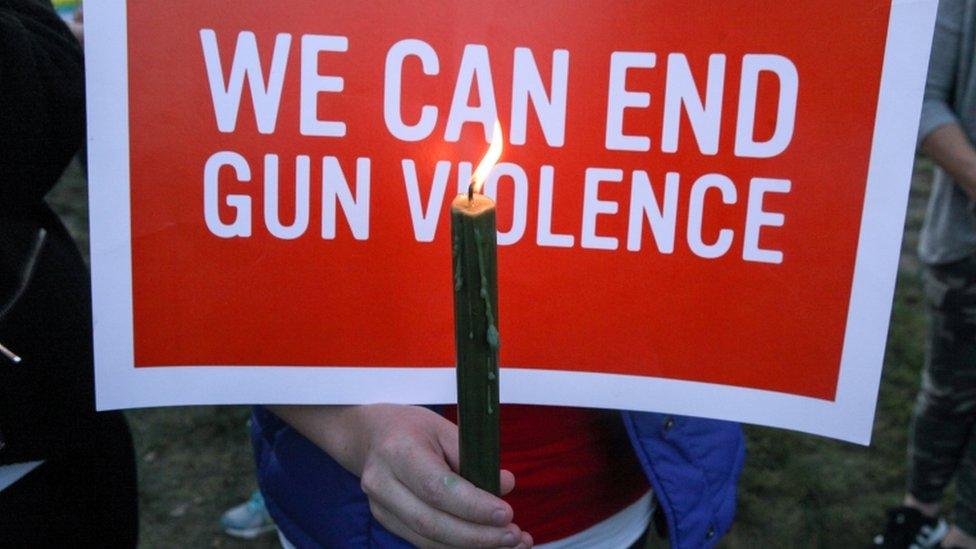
[47,159,936,547]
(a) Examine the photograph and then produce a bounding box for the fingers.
[370,501,452,549]
[434,423,516,495]
[500,469,516,496]
[435,419,517,516]
[369,501,454,549]
[395,442,514,527]
[363,474,525,548]
[435,419,461,473]
[356,406,533,547]
[370,501,531,549]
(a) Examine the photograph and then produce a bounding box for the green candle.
[451,191,501,495]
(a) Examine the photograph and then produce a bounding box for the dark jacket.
[0,6,138,546]
[0,0,96,465]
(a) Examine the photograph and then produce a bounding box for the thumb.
[435,417,461,472]
[436,420,515,496]
[500,469,516,496]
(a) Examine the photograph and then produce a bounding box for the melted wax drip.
[473,227,500,351]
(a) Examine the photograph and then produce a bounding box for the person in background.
[0,0,137,545]
[872,1,976,548]
[58,0,83,49]
[49,0,78,19]
[220,488,277,539]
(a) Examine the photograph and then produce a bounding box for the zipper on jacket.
[0,342,20,363]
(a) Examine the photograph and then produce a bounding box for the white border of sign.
[88,0,937,444]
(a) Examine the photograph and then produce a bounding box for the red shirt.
[444,405,650,544]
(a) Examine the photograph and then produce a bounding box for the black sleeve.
[0,0,84,206]
[0,1,97,463]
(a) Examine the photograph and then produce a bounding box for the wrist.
[267,404,371,475]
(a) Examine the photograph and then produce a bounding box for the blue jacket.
[251,406,744,549]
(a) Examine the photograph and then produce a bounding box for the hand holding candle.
[451,120,503,495]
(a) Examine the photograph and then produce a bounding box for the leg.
[908,260,976,508]
[952,413,976,547]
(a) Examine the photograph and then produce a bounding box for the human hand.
[357,405,531,549]
[921,123,976,201]
[270,404,532,549]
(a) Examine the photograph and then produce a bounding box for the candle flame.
[470,119,504,196]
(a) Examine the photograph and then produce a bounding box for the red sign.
[124,1,890,401]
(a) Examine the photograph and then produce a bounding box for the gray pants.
[909,256,976,534]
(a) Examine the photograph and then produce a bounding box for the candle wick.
[467,180,475,203]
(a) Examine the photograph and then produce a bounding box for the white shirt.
[537,490,653,549]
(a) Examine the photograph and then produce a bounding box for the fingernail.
[492,509,508,525]
[502,532,518,545]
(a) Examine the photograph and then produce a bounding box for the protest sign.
[88,0,936,443]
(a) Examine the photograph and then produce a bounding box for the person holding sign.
[873,2,976,548]
[252,403,742,548]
